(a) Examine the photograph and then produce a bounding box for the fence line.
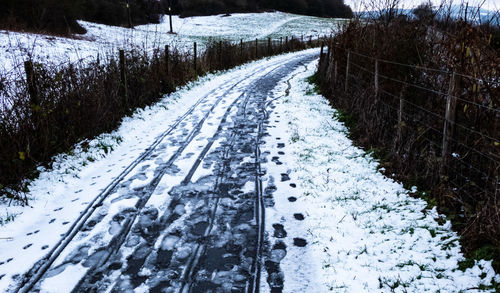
[325,42,499,206]
[334,44,500,86]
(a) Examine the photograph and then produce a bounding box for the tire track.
[78,88,250,292]
[106,63,275,292]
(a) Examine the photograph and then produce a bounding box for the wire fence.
[319,42,499,210]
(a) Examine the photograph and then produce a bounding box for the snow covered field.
[0,12,342,75]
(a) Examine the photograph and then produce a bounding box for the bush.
[317,10,499,266]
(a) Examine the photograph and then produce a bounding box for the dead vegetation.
[317,1,500,270]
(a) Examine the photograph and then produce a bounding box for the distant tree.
[413,1,435,22]
[307,0,325,16]
[0,0,86,34]
[82,0,161,27]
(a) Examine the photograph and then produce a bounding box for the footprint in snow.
[293,213,305,221]
[271,156,283,165]
[288,196,297,202]
[280,173,290,182]
[272,223,287,238]
[293,238,307,247]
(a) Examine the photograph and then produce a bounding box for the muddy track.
[15,51,318,293]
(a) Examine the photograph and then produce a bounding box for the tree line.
[175,0,353,18]
[0,0,352,35]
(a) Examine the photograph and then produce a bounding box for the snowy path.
[0,49,498,292]
[2,50,316,292]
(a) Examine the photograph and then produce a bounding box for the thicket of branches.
[177,0,353,18]
[317,1,500,270]
[0,0,87,34]
[0,0,163,34]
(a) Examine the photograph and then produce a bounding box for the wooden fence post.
[345,50,350,93]
[374,59,379,98]
[441,72,460,170]
[218,41,222,68]
[309,35,312,46]
[280,37,283,52]
[268,37,271,55]
[24,61,39,115]
[240,39,243,62]
[320,42,324,62]
[334,61,338,86]
[255,38,258,58]
[398,87,405,139]
[165,45,169,76]
[285,36,288,50]
[193,42,197,74]
[119,50,128,107]
[326,41,331,67]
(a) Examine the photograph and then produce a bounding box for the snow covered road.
[0,49,498,292]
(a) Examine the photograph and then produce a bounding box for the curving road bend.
[14,50,319,293]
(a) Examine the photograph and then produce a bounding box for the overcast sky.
[344,0,499,11]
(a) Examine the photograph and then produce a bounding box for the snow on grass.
[261,59,498,292]
[0,12,341,74]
